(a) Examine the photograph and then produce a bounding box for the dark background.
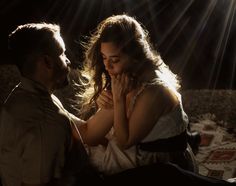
[1,0,236,89]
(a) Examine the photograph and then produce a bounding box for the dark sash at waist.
[138,130,187,152]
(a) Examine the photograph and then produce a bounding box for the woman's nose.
[104,59,112,70]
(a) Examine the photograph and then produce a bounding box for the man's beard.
[55,74,70,90]
[52,62,71,90]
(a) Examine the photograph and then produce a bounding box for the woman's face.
[100,42,131,76]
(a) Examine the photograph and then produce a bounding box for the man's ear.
[43,55,54,69]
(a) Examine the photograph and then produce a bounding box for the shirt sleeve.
[68,112,86,126]
[0,108,42,185]
[21,126,42,184]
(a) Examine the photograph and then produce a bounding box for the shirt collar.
[19,77,50,95]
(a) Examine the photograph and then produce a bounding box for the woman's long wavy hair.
[79,14,180,118]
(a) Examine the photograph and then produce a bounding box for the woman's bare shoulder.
[142,84,179,110]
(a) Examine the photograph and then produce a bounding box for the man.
[0,23,89,186]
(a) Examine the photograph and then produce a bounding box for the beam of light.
[122,0,152,18]
[228,2,236,89]
[145,0,170,37]
[44,1,69,20]
[64,0,92,35]
[162,18,190,57]
[176,0,217,76]
[46,0,101,36]
[150,0,172,16]
[158,0,194,47]
[72,0,106,34]
[97,0,110,20]
[128,0,147,15]
[209,0,236,89]
[44,0,81,33]
[230,44,236,89]
[60,1,80,30]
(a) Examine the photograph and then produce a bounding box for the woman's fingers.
[96,90,113,109]
[102,90,113,100]
[101,91,113,104]
[110,73,133,99]
[121,73,132,93]
[97,98,111,109]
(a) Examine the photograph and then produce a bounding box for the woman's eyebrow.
[101,52,120,58]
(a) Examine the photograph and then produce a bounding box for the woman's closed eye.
[103,57,120,64]
[110,58,120,64]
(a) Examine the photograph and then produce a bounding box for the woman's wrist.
[113,95,126,105]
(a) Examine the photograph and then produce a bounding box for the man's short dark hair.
[8,23,61,75]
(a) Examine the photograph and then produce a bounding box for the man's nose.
[65,57,71,73]
[66,57,71,66]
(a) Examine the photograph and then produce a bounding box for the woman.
[78,14,198,175]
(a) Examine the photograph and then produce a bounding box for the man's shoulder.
[3,87,43,113]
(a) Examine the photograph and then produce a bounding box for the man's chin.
[55,77,70,90]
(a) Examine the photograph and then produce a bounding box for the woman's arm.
[70,109,113,146]
[112,74,178,149]
[113,86,165,149]
[79,108,114,146]
[70,90,114,146]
